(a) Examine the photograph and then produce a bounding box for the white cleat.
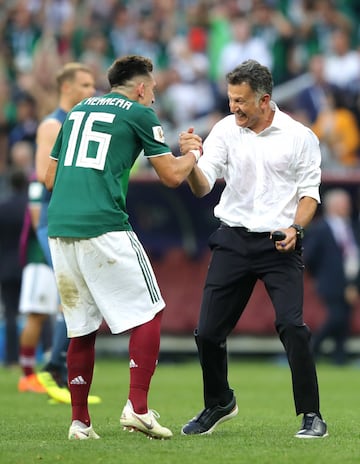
[68,420,100,440]
[120,399,173,440]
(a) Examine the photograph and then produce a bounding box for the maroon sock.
[19,346,36,377]
[128,311,163,414]
[67,332,96,426]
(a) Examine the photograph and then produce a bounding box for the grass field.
[1,355,359,464]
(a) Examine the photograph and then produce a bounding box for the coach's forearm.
[187,164,211,198]
[293,196,318,227]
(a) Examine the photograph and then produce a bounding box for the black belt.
[220,222,270,237]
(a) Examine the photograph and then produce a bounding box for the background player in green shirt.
[45,55,202,440]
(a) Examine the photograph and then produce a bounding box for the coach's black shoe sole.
[181,395,238,435]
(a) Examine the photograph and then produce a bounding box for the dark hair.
[107,55,153,88]
[226,59,273,97]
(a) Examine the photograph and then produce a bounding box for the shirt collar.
[250,101,281,135]
[267,101,282,130]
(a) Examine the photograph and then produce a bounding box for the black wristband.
[290,223,304,239]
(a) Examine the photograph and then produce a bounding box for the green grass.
[1,356,360,464]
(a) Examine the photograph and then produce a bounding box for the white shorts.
[19,263,59,315]
[48,231,165,337]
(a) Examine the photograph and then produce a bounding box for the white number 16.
[64,111,115,171]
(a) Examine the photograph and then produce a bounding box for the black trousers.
[195,225,320,416]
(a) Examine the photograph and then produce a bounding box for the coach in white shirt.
[179,59,328,439]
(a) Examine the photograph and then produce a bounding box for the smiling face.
[225,59,274,132]
[228,81,269,132]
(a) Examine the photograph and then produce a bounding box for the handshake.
[179,128,203,163]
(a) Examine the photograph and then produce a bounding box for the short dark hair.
[226,59,273,97]
[107,55,153,88]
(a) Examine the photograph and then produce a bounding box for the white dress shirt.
[198,102,321,232]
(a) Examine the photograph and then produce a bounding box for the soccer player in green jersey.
[45,55,202,440]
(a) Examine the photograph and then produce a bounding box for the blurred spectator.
[311,87,360,169]
[3,0,42,75]
[8,92,38,149]
[84,0,119,25]
[295,54,339,125]
[0,139,34,200]
[304,188,360,365]
[250,0,295,84]
[108,4,138,58]
[216,12,272,112]
[287,0,321,64]
[43,0,75,39]
[313,0,354,54]
[132,15,168,69]
[78,30,113,92]
[9,140,34,177]
[149,0,186,45]
[206,1,234,83]
[219,13,272,74]
[162,35,216,127]
[23,33,63,118]
[288,0,354,76]
[0,166,28,367]
[0,74,17,176]
[0,75,17,129]
[323,27,360,91]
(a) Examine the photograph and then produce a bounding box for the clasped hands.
[179,128,203,158]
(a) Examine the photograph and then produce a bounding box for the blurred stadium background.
[1,0,360,360]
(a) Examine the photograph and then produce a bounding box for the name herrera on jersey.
[84,97,133,110]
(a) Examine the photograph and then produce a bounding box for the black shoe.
[181,396,238,435]
[295,413,328,438]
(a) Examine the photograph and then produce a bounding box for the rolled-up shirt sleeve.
[197,120,228,190]
[296,128,321,203]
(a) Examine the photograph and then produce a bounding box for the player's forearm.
[44,159,58,191]
[163,152,199,188]
[151,151,198,188]
[36,146,53,184]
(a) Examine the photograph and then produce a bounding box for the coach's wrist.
[290,223,304,239]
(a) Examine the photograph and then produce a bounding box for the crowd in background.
[1,0,360,188]
[2,0,360,365]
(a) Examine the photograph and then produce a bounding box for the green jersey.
[48,92,171,238]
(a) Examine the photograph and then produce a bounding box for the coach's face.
[228,82,269,133]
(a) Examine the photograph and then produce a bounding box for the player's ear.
[61,80,71,95]
[138,82,145,99]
